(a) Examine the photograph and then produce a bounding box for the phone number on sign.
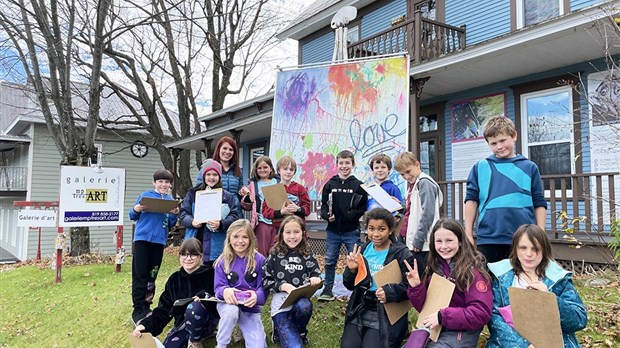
[64,211,120,222]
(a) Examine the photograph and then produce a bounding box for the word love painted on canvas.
[349,113,405,159]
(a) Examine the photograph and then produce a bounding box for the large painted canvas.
[269,56,409,201]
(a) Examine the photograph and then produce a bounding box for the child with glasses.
[133,238,218,348]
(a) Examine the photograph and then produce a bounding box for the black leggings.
[477,244,511,264]
[341,323,381,348]
[131,241,164,313]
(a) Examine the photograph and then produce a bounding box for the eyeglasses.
[179,253,200,260]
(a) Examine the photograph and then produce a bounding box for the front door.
[418,103,444,181]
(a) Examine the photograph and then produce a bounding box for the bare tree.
[81,0,290,197]
[0,0,112,255]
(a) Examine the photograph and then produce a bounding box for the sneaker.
[232,327,244,343]
[300,330,309,345]
[187,340,203,348]
[317,288,335,302]
[131,309,152,327]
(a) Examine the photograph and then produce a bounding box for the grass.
[0,251,619,347]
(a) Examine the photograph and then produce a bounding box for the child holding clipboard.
[485,224,587,348]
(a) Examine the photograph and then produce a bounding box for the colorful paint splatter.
[269,56,409,200]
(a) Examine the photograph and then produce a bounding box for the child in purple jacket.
[214,219,267,347]
[405,218,492,347]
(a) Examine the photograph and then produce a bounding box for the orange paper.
[354,254,367,286]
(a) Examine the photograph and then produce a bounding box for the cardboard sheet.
[415,273,456,342]
[509,287,564,348]
[280,281,324,309]
[374,259,412,325]
[194,188,222,223]
[261,183,289,210]
[361,183,403,212]
[139,197,179,214]
[128,333,158,348]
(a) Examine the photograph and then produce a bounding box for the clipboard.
[509,287,564,348]
[262,183,289,210]
[139,197,179,213]
[361,183,403,212]
[415,273,456,342]
[279,281,324,309]
[194,188,222,223]
[374,259,412,325]
[128,333,160,348]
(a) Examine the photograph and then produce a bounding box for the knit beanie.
[200,159,222,180]
[153,169,174,182]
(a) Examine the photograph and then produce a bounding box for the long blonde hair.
[216,219,258,274]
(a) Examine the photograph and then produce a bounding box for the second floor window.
[516,0,565,28]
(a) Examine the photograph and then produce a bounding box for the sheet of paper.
[280,281,324,309]
[262,183,289,210]
[194,188,222,223]
[416,273,456,342]
[374,259,412,325]
[127,333,157,348]
[361,183,403,212]
[139,197,179,214]
[509,287,564,348]
[354,253,368,286]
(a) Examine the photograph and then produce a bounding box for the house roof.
[277,0,375,40]
[0,80,179,137]
[0,133,31,151]
[166,92,275,150]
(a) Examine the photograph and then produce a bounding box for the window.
[515,0,566,28]
[520,86,575,193]
[347,24,359,43]
[90,144,103,166]
[414,0,436,20]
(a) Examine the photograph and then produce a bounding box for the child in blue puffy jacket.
[486,224,587,348]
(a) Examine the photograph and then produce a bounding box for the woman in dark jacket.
[133,238,219,348]
[341,208,413,348]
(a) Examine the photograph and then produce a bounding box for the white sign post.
[58,166,126,227]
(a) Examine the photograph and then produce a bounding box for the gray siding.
[446,0,511,46]
[360,0,406,40]
[28,124,170,258]
[300,31,334,65]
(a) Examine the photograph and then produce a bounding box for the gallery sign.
[17,209,57,227]
[58,166,126,227]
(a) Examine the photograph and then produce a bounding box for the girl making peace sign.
[405,218,492,347]
[341,208,413,348]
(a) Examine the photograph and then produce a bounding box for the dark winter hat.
[200,159,222,179]
[153,169,174,182]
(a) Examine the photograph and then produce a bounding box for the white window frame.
[520,86,575,198]
[516,0,565,29]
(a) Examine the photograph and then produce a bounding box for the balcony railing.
[438,172,620,243]
[348,11,466,64]
[0,166,27,191]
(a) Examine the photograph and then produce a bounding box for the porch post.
[229,129,243,145]
[201,138,213,158]
[409,76,429,156]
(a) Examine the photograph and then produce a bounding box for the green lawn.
[0,251,618,347]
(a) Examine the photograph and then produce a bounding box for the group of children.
[128,116,587,347]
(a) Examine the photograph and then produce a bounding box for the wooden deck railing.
[347,11,466,64]
[438,172,620,243]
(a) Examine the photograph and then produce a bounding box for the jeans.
[273,298,313,348]
[324,230,360,289]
